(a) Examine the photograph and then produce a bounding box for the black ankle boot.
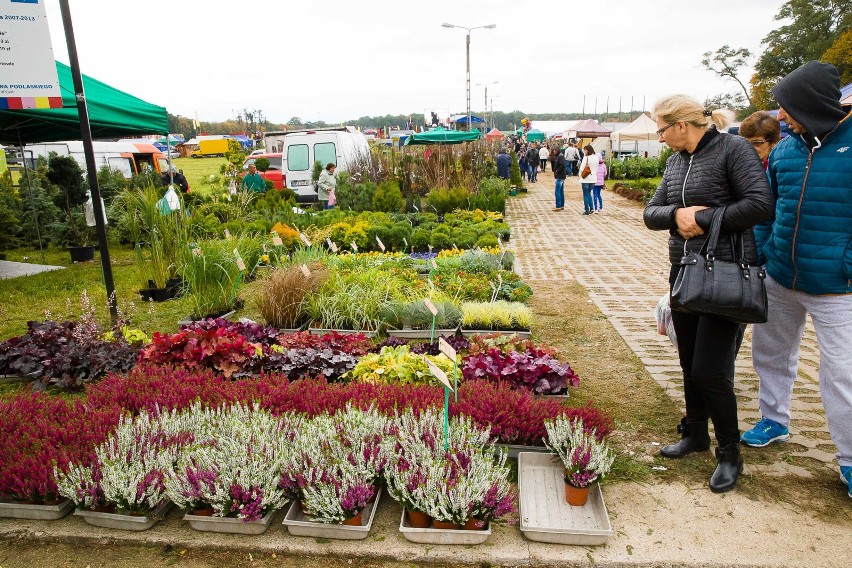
[710,442,743,493]
[660,417,711,458]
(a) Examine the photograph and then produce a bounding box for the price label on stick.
[299,232,312,247]
[438,337,457,361]
[326,238,339,253]
[224,228,232,240]
[430,258,438,271]
[351,241,358,253]
[423,299,439,316]
[427,244,433,253]
[497,273,503,286]
[233,249,246,272]
[498,238,505,253]
[300,264,311,278]
[271,232,283,247]
[425,357,453,391]
[489,281,497,292]
[376,236,386,252]
[452,243,458,251]
[403,237,408,247]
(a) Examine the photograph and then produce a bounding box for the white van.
[263,126,370,201]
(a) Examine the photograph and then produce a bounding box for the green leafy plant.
[344,345,456,386]
[372,180,404,213]
[46,155,91,247]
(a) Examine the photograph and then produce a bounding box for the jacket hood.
[771,61,846,141]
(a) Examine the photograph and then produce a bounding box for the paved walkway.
[507,171,834,469]
[0,259,64,280]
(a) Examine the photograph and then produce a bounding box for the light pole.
[442,23,496,131]
[476,80,498,131]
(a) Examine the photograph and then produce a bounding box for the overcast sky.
[43,0,787,124]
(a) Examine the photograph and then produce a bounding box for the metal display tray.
[282,488,381,540]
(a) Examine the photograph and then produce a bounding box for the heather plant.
[544,416,615,488]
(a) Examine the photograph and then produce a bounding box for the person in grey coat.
[644,94,772,493]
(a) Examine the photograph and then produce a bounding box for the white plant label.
[438,337,457,361]
[427,244,433,253]
[300,264,311,278]
[326,238,339,253]
[299,232,312,247]
[351,241,358,253]
[423,298,438,316]
[403,237,408,247]
[425,357,453,391]
[489,281,497,292]
[271,233,283,247]
[233,249,246,271]
[498,239,505,252]
[224,228,231,240]
[497,273,503,285]
[376,236,386,252]
[452,243,458,250]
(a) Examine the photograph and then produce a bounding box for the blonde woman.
[643,95,772,493]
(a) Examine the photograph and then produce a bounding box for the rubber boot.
[660,417,711,458]
[709,442,743,493]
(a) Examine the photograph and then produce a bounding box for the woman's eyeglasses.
[748,138,768,147]
[656,123,676,137]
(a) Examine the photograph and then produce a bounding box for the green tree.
[286,117,304,128]
[754,0,852,86]
[509,152,523,188]
[700,45,753,106]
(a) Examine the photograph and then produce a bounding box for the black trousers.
[668,266,742,446]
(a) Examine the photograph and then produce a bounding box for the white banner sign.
[0,0,62,107]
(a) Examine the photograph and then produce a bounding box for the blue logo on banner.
[11,0,40,4]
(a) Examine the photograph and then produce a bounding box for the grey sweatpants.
[751,275,852,467]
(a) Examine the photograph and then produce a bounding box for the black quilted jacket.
[644,131,773,265]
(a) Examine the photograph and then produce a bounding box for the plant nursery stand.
[517,452,612,545]
[73,499,173,531]
[183,509,277,535]
[307,328,378,338]
[459,329,532,339]
[281,488,382,540]
[386,328,458,339]
[0,499,74,520]
[398,509,492,545]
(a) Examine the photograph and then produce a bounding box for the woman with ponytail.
[643,95,773,493]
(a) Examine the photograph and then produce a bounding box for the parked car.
[242,153,284,189]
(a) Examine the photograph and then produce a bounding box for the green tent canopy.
[404,128,481,145]
[0,61,169,145]
[525,129,545,141]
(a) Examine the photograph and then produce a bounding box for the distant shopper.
[549,144,558,173]
[240,163,266,193]
[592,153,606,213]
[564,143,579,176]
[553,148,567,211]
[317,163,337,209]
[161,165,189,193]
[526,144,540,182]
[518,147,528,181]
[538,145,549,172]
[578,145,597,215]
[496,148,511,179]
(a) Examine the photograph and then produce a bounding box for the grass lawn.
[170,156,228,197]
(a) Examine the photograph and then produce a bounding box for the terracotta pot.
[463,517,488,530]
[431,519,461,530]
[190,507,216,516]
[406,509,432,528]
[342,510,363,526]
[564,482,590,506]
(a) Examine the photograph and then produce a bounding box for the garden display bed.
[460,329,531,339]
[281,488,382,540]
[73,499,174,531]
[184,509,277,535]
[398,509,492,545]
[308,328,378,338]
[386,328,458,339]
[0,499,73,520]
[517,452,612,546]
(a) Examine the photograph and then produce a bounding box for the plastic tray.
[74,499,173,531]
[0,499,74,520]
[518,452,612,545]
[184,509,276,535]
[493,443,549,460]
[282,488,381,540]
[398,510,491,545]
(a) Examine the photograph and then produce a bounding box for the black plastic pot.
[0,253,6,261]
[68,246,95,263]
[139,288,173,302]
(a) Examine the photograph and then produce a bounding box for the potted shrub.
[55,411,179,530]
[460,301,532,337]
[255,263,328,331]
[46,155,94,261]
[544,416,615,507]
[382,299,461,338]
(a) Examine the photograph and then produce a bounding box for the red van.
[242,153,284,189]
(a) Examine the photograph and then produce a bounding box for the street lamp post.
[442,23,496,131]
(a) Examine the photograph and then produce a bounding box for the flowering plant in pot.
[55,410,187,516]
[543,416,615,506]
[383,408,515,530]
[280,406,389,524]
[162,403,295,522]
[462,348,579,395]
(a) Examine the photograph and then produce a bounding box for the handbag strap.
[699,206,726,259]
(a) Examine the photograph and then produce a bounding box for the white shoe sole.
[740,433,790,448]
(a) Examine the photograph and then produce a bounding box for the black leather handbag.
[670,207,768,324]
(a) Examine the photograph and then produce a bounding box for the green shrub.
[0,173,21,250]
[410,227,431,251]
[639,157,660,178]
[254,157,270,172]
[453,229,478,250]
[372,180,404,213]
[509,151,523,187]
[429,226,453,251]
[426,186,469,216]
[336,178,375,212]
[475,233,499,249]
[472,177,509,213]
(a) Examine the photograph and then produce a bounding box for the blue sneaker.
[841,466,852,500]
[740,417,790,447]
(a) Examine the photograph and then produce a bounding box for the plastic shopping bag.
[157,185,182,215]
[655,293,678,350]
[327,189,336,207]
[84,192,107,227]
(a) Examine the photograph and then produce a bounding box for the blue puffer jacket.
[763,112,852,294]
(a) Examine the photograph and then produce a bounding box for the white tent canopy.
[610,114,659,142]
[526,120,579,137]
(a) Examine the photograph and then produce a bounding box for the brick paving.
[506,171,836,469]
